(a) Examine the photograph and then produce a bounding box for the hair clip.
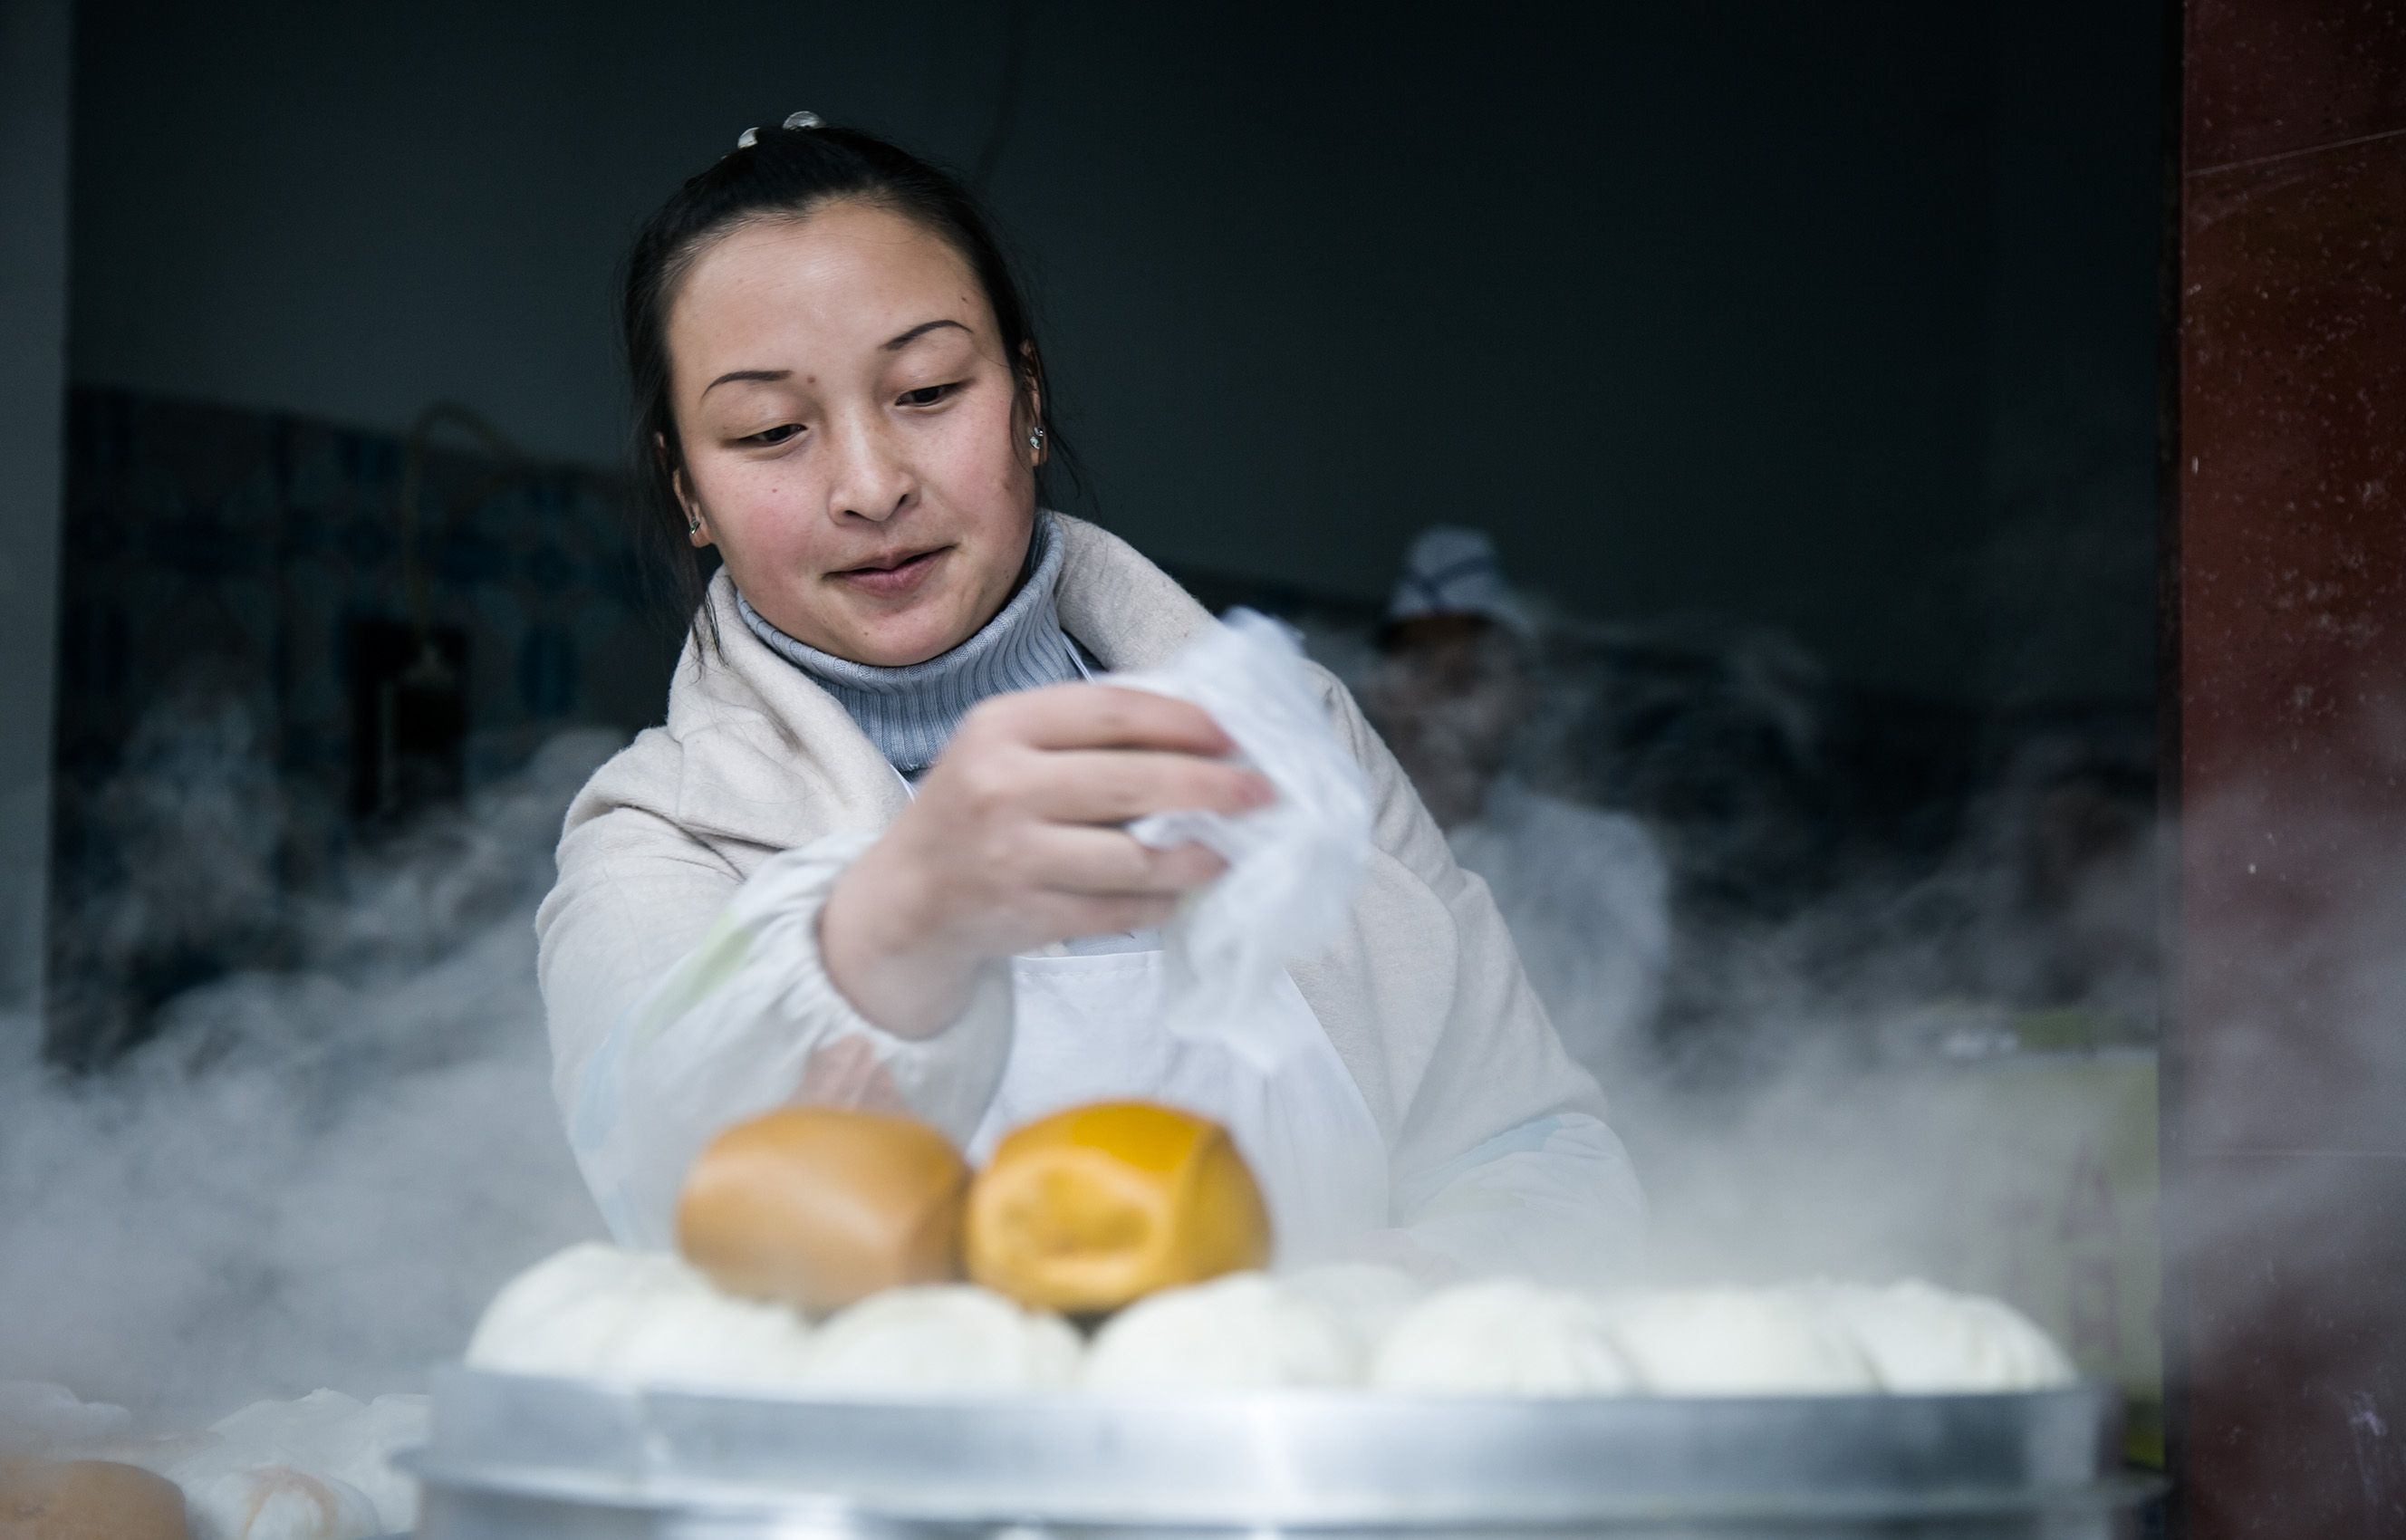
[736,111,823,150]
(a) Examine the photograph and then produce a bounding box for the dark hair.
[619,117,1078,648]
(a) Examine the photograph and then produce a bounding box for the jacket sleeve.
[534,769,1012,1249]
[1314,675,1649,1285]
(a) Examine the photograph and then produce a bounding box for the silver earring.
[686,513,702,536]
[1028,426,1046,451]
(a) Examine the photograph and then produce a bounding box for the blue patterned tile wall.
[48,387,679,1063]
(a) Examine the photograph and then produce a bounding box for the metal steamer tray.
[409,1366,2158,1539]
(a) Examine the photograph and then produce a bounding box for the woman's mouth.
[832,547,947,599]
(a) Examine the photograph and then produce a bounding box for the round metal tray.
[409,1364,2158,1537]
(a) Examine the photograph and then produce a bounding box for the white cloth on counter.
[536,513,1644,1282]
[35,1387,428,1540]
[176,1462,384,1540]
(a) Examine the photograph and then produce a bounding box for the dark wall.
[1975,0,2166,709]
[1,0,72,1012]
[68,1,2159,704]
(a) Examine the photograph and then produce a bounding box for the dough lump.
[1806,1281,2075,1392]
[1369,1281,1636,1396]
[602,1288,818,1390]
[1606,1288,1877,1396]
[466,1243,813,1390]
[465,1243,691,1376]
[1278,1264,1425,1357]
[1085,1274,1356,1391]
[800,1286,1083,1394]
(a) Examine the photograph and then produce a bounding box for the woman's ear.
[1018,341,1047,467]
[666,449,712,548]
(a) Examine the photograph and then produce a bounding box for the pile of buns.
[469,1251,2074,1398]
[467,1102,2075,1399]
[677,1102,1272,1318]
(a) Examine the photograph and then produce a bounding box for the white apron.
[968,947,1391,1265]
[934,643,1391,1263]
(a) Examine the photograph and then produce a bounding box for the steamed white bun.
[1606,1287,1877,1396]
[466,1243,696,1376]
[1807,1281,2076,1392]
[602,1286,819,1390]
[465,1242,814,1391]
[801,1285,1083,1393]
[1086,1274,1357,1391]
[1370,1280,1637,1396]
[1279,1263,1427,1355]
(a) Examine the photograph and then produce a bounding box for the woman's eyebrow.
[702,369,789,397]
[698,321,968,398]
[883,318,971,351]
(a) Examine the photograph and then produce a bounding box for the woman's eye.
[741,424,804,446]
[898,383,958,408]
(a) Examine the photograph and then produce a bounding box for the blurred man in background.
[1363,528,1672,1085]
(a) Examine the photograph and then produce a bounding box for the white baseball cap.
[1385,525,1530,634]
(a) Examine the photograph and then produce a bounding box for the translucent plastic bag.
[1112,611,1373,1071]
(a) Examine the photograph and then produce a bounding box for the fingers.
[982,684,1235,756]
[902,683,1264,958]
[1022,890,1183,941]
[1026,750,1272,825]
[1025,826,1227,898]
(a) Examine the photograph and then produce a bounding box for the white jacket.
[534,515,1645,1277]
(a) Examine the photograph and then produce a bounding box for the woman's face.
[666,199,1039,666]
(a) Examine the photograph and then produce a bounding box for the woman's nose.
[825,415,916,523]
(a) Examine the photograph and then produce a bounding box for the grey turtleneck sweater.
[735,511,1092,779]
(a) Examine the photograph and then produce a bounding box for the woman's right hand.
[818,684,1273,1038]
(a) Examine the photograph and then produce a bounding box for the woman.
[536,113,1644,1280]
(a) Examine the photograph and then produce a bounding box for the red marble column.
[2170,4,2406,1536]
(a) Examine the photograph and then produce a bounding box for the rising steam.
[0,727,616,1425]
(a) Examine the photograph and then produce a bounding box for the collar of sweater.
[732,511,1083,776]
